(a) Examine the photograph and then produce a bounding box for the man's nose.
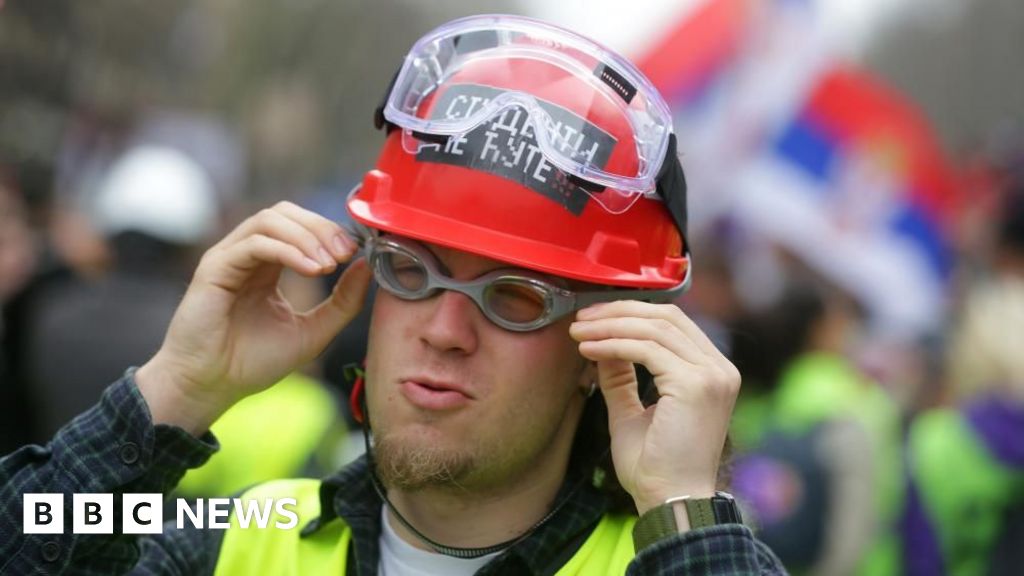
[419,289,481,354]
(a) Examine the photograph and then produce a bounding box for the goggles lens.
[483,281,548,325]
[371,236,556,330]
[380,250,429,294]
[365,234,688,332]
[382,15,674,213]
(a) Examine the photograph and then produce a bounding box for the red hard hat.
[348,29,688,289]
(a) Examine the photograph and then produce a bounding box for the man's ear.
[578,360,598,397]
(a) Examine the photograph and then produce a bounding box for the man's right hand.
[135,201,372,436]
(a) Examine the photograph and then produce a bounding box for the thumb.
[301,257,372,356]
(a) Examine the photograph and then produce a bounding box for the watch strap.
[632,492,743,552]
[686,493,743,528]
[632,500,680,552]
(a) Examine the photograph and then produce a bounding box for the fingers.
[301,258,373,356]
[571,315,706,366]
[202,234,325,293]
[201,202,360,291]
[222,201,357,270]
[577,337,679,380]
[581,336,738,401]
[571,300,741,401]
[576,300,732,370]
[272,200,358,257]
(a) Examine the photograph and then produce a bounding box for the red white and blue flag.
[634,0,957,336]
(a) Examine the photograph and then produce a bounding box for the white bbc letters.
[73,493,114,534]
[176,499,204,529]
[207,498,231,529]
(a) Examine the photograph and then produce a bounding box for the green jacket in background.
[732,353,904,576]
[177,372,341,497]
[906,404,1024,576]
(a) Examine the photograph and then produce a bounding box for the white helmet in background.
[93,145,218,245]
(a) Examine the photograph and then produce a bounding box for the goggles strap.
[571,134,689,248]
[566,174,607,193]
[373,69,401,133]
[409,131,449,145]
[656,133,690,244]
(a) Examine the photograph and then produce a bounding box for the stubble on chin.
[372,431,477,491]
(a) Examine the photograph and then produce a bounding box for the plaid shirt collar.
[300,455,612,575]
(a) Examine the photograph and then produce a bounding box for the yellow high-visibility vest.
[214,478,637,575]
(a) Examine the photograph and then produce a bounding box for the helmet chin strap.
[356,396,598,559]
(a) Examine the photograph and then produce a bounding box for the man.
[1,15,785,574]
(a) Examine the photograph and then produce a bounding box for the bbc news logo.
[23,494,299,534]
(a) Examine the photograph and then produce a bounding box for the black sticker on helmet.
[595,64,637,104]
[414,84,617,216]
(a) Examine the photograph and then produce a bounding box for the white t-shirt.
[378,508,504,576]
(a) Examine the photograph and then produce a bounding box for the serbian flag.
[731,65,956,336]
[636,0,835,230]
[636,0,750,106]
[635,0,957,336]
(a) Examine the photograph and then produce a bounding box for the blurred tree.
[0,0,522,206]
[201,0,520,201]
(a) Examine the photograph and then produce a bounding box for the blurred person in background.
[0,155,110,452]
[992,190,1024,280]
[16,144,220,438]
[0,173,40,305]
[718,242,903,576]
[901,191,1024,576]
[0,15,786,574]
[14,142,348,496]
[0,170,40,454]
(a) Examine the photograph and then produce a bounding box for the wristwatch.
[632,492,743,551]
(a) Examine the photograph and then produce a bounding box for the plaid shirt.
[1,371,787,575]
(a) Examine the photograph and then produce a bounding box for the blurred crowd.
[2,1,1023,575]
[677,146,1024,575]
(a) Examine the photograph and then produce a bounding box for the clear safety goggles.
[380,14,675,214]
[362,233,688,332]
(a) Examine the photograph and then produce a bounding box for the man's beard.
[372,431,478,491]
